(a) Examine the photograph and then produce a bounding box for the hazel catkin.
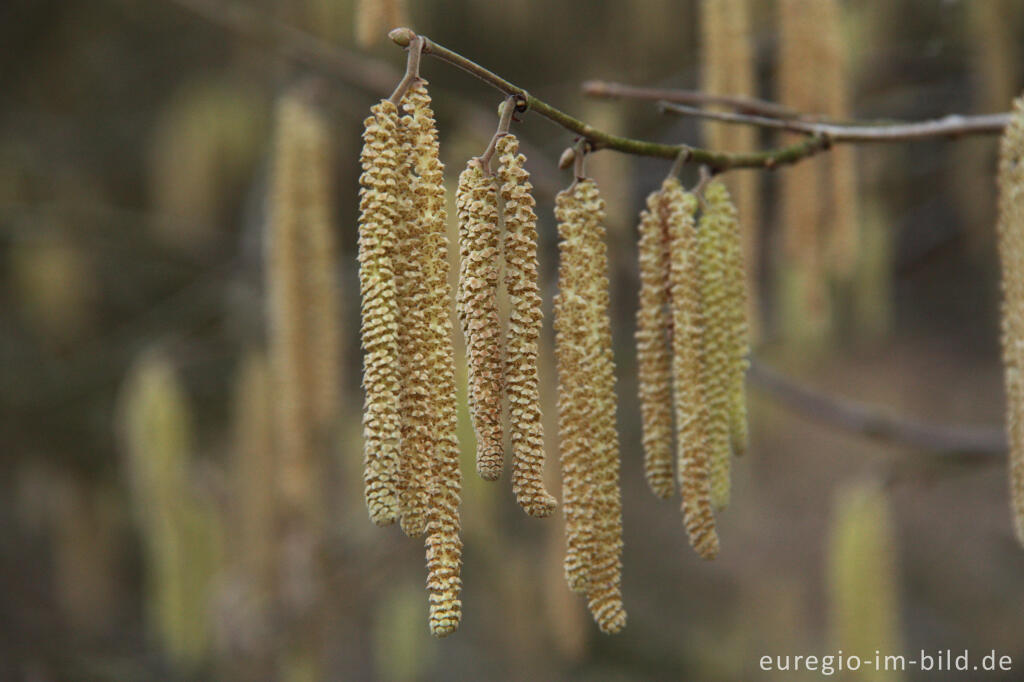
[555,178,626,633]
[496,133,557,518]
[667,187,720,560]
[404,80,464,637]
[636,180,677,500]
[997,94,1024,545]
[698,181,738,511]
[456,158,505,482]
[358,99,403,527]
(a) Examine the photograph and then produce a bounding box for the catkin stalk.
[997,95,1024,545]
[497,133,557,517]
[456,158,505,482]
[667,188,720,560]
[358,99,403,526]
[636,182,675,499]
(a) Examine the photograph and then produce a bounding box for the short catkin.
[698,181,737,511]
[997,94,1024,545]
[667,188,720,560]
[455,158,505,482]
[496,133,557,518]
[636,180,678,499]
[404,80,464,637]
[357,99,402,527]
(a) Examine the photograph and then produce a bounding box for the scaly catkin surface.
[668,189,720,560]
[405,80,463,637]
[456,158,505,482]
[709,181,751,457]
[636,180,676,499]
[358,99,402,526]
[698,181,736,511]
[997,95,1024,545]
[576,179,627,634]
[497,134,557,517]
[554,185,596,594]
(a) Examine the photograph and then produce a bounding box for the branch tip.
[388,27,415,47]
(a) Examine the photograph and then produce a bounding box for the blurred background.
[3,0,1024,679]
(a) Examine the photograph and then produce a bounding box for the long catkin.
[636,181,675,499]
[456,158,505,482]
[554,185,597,594]
[698,181,737,511]
[667,188,720,560]
[405,80,463,637]
[576,179,627,635]
[358,99,403,526]
[497,133,557,518]
[394,87,437,538]
[997,95,1024,545]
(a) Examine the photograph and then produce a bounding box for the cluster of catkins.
[358,78,749,637]
[635,176,750,560]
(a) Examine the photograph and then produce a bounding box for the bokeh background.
[3,0,1024,679]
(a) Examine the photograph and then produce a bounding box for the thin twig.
[583,80,803,120]
[661,102,1011,143]
[389,28,835,171]
[748,362,1006,458]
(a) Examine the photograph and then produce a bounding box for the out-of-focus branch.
[748,362,1006,458]
[660,102,1011,142]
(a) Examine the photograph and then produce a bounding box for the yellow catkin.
[997,95,1024,545]
[266,90,339,524]
[404,80,463,637]
[554,185,597,594]
[497,133,557,518]
[698,181,738,510]
[667,189,720,560]
[393,88,436,537]
[777,0,854,342]
[576,179,627,635]
[358,99,402,526]
[636,181,676,499]
[714,182,751,458]
[827,482,903,676]
[456,158,505,482]
[701,0,760,338]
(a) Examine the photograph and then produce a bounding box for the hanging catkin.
[555,184,595,593]
[698,181,737,511]
[667,188,720,560]
[712,181,751,458]
[636,180,677,499]
[555,178,626,632]
[393,88,435,538]
[266,90,339,523]
[997,95,1024,545]
[358,99,402,526]
[404,80,464,637]
[496,133,557,518]
[578,178,627,634]
[700,0,760,339]
[456,158,505,482]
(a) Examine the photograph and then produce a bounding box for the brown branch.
[660,102,1011,143]
[583,80,803,120]
[748,361,1006,458]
